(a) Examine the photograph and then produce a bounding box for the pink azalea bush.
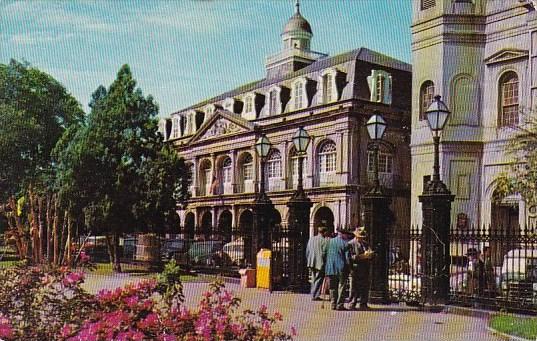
[0,260,295,341]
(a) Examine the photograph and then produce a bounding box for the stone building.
[411,0,537,230]
[161,2,412,240]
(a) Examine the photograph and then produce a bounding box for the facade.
[411,0,537,229]
[161,3,412,240]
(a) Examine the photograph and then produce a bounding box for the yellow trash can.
[256,248,272,290]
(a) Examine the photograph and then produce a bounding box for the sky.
[0,0,412,117]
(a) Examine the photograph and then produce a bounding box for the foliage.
[156,259,185,308]
[0,263,97,340]
[489,314,537,340]
[54,65,190,271]
[0,263,295,341]
[494,111,537,206]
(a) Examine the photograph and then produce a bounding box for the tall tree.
[0,60,84,262]
[55,65,189,272]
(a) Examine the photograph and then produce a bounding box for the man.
[306,226,329,301]
[325,228,353,310]
[348,227,374,310]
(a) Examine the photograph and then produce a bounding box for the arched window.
[318,141,336,174]
[420,81,435,120]
[288,147,308,189]
[242,154,253,181]
[222,157,232,184]
[267,150,282,179]
[499,72,519,127]
[199,159,212,196]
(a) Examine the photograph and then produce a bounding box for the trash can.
[239,268,256,288]
[256,248,272,290]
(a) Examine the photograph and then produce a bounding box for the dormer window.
[223,98,235,113]
[421,0,435,10]
[267,87,281,115]
[293,79,306,110]
[319,69,336,104]
[368,70,392,105]
[172,116,180,138]
[244,95,254,114]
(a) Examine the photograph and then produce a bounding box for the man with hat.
[348,226,375,310]
[306,226,329,301]
[325,227,353,310]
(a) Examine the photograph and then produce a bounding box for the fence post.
[418,181,454,307]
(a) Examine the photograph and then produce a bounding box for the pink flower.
[274,311,283,321]
[60,324,73,338]
[62,272,85,287]
[291,326,298,336]
[0,315,13,339]
[124,295,139,308]
[79,251,90,263]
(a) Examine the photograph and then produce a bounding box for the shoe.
[348,304,357,310]
[312,297,323,301]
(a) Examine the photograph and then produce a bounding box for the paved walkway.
[82,274,506,341]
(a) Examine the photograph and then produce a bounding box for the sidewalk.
[83,274,505,341]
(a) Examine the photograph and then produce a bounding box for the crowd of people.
[306,226,375,311]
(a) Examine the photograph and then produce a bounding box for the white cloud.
[10,32,75,45]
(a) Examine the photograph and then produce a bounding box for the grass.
[0,259,21,268]
[489,314,537,340]
[87,262,201,282]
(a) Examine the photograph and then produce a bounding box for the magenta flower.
[0,315,13,340]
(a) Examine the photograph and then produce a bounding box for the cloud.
[10,32,76,45]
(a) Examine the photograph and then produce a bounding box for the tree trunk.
[46,194,53,262]
[53,199,60,265]
[59,210,68,265]
[8,196,28,260]
[28,189,40,263]
[64,213,73,266]
[105,233,122,273]
[38,195,45,262]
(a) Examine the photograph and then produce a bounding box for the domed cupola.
[281,1,312,50]
[265,0,327,79]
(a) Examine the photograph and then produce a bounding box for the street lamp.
[419,94,455,306]
[255,134,272,200]
[425,95,451,188]
[292,126,311,199]
[365,113,387,194]
[287,126,313,292]
[362,112,391,303]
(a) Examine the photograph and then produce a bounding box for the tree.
[0,60,84,263]
[55,65,189,272]
[494,111,537,206]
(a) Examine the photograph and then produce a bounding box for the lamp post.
[418,95,455,307]
[361,112,391,303]
[287,127,313,292]
[252,134,274,266]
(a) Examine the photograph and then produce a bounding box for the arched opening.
[199,159,212,196]
[184,212,195,239]
[218,210,233,242]
[239,210,254,267]
[316,140,336,187]
[288,146,308,190]
[313,206,335,235]
[498,71,519,127]
[216,156,232,195]
[200,211,213,240]
[237,152,254,193]
[491,190,520,266]
[419,80,435,120]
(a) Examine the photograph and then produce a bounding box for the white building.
[411,0,537,230]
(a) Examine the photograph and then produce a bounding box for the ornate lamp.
[365,113,387,193]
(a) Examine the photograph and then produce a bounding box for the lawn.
[489,314,537,340]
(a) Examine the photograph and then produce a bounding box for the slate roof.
[172,47,411,115]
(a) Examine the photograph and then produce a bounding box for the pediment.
[485,49,529,65]
[189,110,254,144]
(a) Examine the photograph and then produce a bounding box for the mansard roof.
[172,47,411,115]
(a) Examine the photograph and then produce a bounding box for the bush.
[0,262,296,340]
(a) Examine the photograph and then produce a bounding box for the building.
[161,2,412,243]
[411,0,537,230]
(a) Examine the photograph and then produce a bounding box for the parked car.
[222,238,244,266]
[121,237,136,260]
[499,248,537,301]
[161,239,190,265]
[187,240,224,266]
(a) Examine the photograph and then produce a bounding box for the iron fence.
[388,224,537,313]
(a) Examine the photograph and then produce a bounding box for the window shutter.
[367,71,378,102]
[384,75,393,105]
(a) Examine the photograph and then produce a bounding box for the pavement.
[82,273,507,341]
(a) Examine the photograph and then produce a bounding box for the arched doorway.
[313,206,335,235]
[491,191,520,265]
[218,210,233,242]
[200,211,212,239]
[239,210,254,267]
[184,212,195,239]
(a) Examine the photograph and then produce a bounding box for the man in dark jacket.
[348,227,374,310]
[325,228,353,310]
[306,227,329,301]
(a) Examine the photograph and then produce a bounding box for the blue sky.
[0,0,412,117]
